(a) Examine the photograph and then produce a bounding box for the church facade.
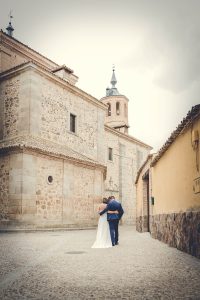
[0,30,151,229]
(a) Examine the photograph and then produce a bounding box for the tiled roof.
[0,135,106,170]
[151,105,200,166]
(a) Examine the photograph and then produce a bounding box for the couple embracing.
[92,196,124,248]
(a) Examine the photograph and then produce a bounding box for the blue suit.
[100,199,124,246]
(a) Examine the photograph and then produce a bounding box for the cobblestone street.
[0,226,200,299]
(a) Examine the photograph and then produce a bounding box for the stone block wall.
[105,128,150,225]
[0,156,9,223]
[136,216,149,232]
[150,212,200,259]
[0,153,23,227]
[0,68,106,165]
[0,70,37,141]
[0,150,104,229]
[35,155,63,224]
[39,75,106,164]
[0,43,27,73]
[0,78,20,140]
[34,153,103,227]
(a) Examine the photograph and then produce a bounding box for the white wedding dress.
[92,213,112,248]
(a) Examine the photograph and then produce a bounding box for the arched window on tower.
[107,103,111,116]
[116,102,120,115]
[124,103,127,117]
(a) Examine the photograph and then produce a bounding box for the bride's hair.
[103,197,108,204]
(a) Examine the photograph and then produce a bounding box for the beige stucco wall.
[152,118,200,215]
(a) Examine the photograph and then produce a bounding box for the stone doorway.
[142,171,150,232]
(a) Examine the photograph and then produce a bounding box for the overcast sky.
[0,0,200,151]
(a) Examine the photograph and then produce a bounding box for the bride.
[92,198,118,248]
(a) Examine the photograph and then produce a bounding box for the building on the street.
[135,154,154,233]
[0,28,151,229]
[136,105,200,258]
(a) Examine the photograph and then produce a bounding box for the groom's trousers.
[108,219,119,246]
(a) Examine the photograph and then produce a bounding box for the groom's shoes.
[112,242,119,246]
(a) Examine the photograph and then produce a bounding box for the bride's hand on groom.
[108,210,119,214]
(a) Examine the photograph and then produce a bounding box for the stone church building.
[0,29,151,229]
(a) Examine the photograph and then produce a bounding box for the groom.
[99,196,124,246]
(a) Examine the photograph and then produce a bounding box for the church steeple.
[111,67,117,88]
[6,11,14,37]
[106,67,119,96]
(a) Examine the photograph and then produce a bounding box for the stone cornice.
[105,125,152,149]
[52,64,74,74]
[0,145,107,178]
[101,95,129,102]
[0,61,107,111]
[0,30,58,71]
[0,135,107,175]
[0,61,30,79]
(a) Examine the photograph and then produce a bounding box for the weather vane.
[9,10,13,21]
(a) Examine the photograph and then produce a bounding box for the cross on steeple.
[106,66,119,96]
[6,10,14,37]
[111,65,117,88]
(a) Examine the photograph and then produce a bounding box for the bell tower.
[101,67,129,134]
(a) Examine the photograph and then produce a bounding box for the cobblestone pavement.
[0,226,200,300]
